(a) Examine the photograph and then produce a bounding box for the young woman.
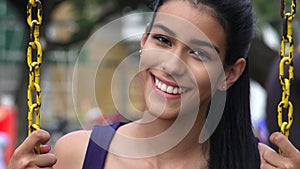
[8,0,300,168]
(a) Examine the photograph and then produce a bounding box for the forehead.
[154,1,226,58]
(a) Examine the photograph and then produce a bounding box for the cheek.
[196,71,212,93]
[192,65,223,98]
[139,50,161,71]
[139,71,150,95]
[139,70,147,82]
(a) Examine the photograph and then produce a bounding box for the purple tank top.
[82,122,126,169]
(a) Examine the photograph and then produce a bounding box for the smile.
[152,74,190,96]
[155,77,186,94]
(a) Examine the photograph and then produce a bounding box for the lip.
[150,72,190,99]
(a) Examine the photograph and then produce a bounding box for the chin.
[143,102,180,121]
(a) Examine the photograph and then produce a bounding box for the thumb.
[270,132,298,157]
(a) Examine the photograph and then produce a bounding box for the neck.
[117,104,209,159]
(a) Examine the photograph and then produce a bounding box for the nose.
[162,52,186,76]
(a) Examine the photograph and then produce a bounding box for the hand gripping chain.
[277,0,296,153]
[26,0,43,154]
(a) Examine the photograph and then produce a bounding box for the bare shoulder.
[53,130,91,169]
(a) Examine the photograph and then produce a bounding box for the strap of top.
[82,122,126,169]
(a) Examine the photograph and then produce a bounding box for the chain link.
[26,0,43,154]
[278,0,296,140]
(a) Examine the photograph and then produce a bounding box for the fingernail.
[42,145,51,151]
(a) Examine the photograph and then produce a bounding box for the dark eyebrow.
[190,39,220,54]
[153,23,220,54]
[152,23,176,37]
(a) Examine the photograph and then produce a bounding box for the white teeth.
[173,88,178,94]
[155,78,159,86]
[158,82,162,89]
[167,86,173,93]
[161,84,167,92]
[154,77,187,94]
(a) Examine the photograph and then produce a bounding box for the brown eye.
[190,50,212,61]
[153,35,172,47]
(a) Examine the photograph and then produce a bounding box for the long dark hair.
[149,0,260,168]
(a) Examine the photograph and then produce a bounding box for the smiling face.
[139,1,227,120]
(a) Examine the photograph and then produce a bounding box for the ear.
[140,24,150,49]
[217,58,246,91]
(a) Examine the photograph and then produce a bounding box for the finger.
[260,162,277,169]
[35,153,57,167]
[258,143,272,162]
[19,129,51,153]
[258,142,288,167]
[270,132,298,157]
[262,146,289,167]
[258,143,276,154]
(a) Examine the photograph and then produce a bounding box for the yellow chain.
[278,0,296,139]
[26,0,43,154]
